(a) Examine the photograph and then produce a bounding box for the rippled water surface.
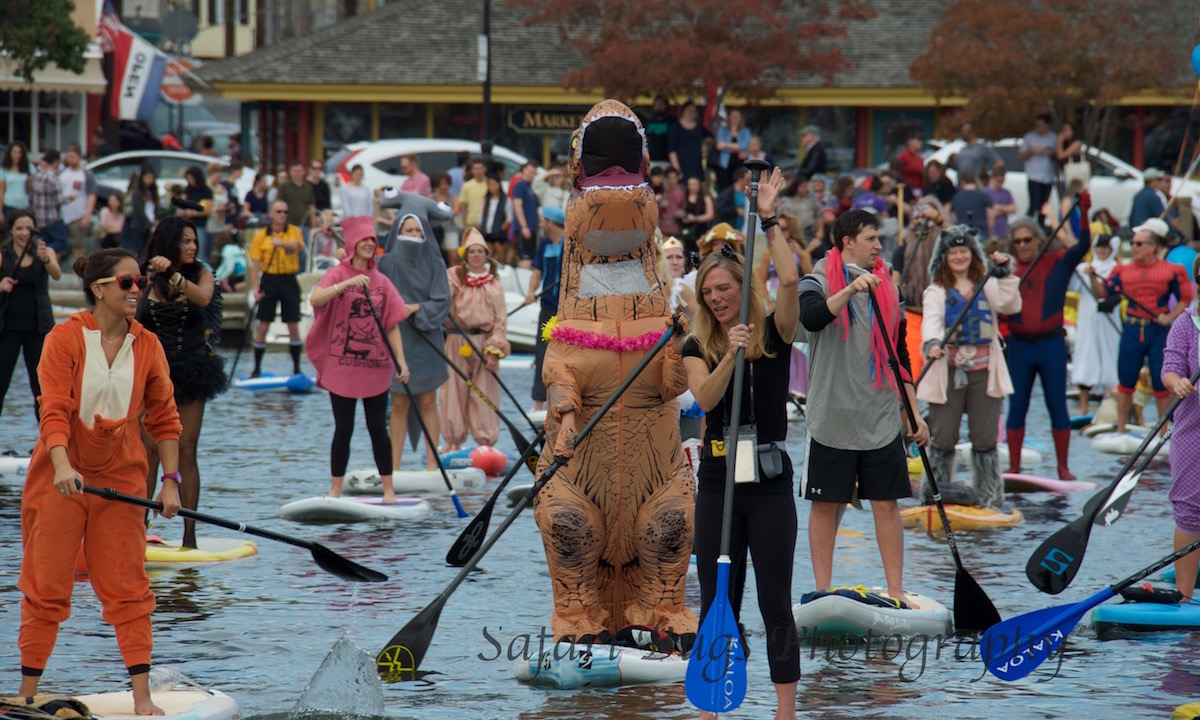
[1,348,1198,718]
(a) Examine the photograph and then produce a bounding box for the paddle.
[1025,367,1200,594]
[685,158,770,714]
[360,289,469,519]
[1018,195,1082,291]
[913,264,999,388]
[445,427,546,567]
[863,281,1002,633]
[985,534,1200,681]
[507,280,558,317]
[408,319,538,459]
[1070,267,1122,334]
[77,482,386,582]
[376,318,682,681]
[1111,288,1162,321]
[446,313,540,434]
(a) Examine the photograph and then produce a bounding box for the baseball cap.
[542,205,565,226]
[1143,168,1167,181]
[1132,217,1169,239]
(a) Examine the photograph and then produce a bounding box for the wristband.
[760,215,779,231]
[169,272,183,288]
[161,471,182,485]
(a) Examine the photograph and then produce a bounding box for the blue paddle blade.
[981,588,1114,682]
[686,562,747,712]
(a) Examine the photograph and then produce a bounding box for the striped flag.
[98,1,167,122]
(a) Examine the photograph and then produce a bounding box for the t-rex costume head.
[535,99,696,648]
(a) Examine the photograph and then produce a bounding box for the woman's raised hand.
[756,167,785,217]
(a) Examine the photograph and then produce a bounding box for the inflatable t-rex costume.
[534,99,697,647]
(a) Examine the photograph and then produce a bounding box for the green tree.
[0,0,90,83]
[911,0,1168,147]
[508,0,874,103]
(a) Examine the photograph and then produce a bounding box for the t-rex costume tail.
[534,99,697,645]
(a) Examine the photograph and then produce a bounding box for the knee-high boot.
[923,446,958,505]
[1005,428,1025,475]
[1052,427,1075,480]
[970,448,1004,511]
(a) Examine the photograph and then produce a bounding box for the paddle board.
[71,668,239,720]
[1070,414,1093,429]
[343,467,487,495]
[1002,473,1097,494]
[1092,431,1169,456]
[232,372,316,393]
[527,409,547,425]
[956,442,1040,466]
[1158,568,1200,588]
[900,504,1023,531]
[1093,600,1200,639]
[1081,422,1151,438]
[145,538,258,568]
[439,447,519,474]
[498,353,535,370]
[906,455,923,476]
[279,496,432,523]
[0,455,30,476]
[507,483,534,507]
[793,587,951,639]
[514,641,686,688]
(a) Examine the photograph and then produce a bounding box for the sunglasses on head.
[94,274,149,291]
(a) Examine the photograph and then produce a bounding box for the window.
[378,103,424,140]
[372,154,402,177]
[0,91,32,151]
[37,93,81,153]
[91,159,146,185]
[994,146,1025,173]
[160,156,209,181]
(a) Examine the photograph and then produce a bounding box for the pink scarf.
[823,247,910,389]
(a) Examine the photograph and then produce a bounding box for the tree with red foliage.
[509,0,875,104]
[911,0,1168,147]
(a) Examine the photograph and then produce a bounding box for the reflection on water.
[0,351,1198,717]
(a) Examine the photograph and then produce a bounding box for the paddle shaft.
[381,320,680,675]
[716,160,768,559]
[866,288,970,571]
[508,280,559,317]
[446,312,539,435]
[1070,267,1122,334]
[83,483,315,552]
[1114,289,1162,321]
[361,289,467,518]
[1094,424,1173,525]
[445,427,546,566]
[1018,195,1082,291]
[410,317,536,455]
[913,265,998,387]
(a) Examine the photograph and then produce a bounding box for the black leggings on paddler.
[329,390,391,477]
[695,488,800,684]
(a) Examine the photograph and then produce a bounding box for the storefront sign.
[161,57,201,106]
[506,108,586,134]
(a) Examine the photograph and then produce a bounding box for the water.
[1,348,1198,718]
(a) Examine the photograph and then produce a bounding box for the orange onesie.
[19,311,181,676]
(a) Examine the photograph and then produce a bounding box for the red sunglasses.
[94,274,149,291]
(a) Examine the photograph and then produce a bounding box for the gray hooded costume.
[377,190,452,398]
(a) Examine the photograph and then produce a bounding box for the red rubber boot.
[1005,428,1024,475]
[1052,428,1076,480]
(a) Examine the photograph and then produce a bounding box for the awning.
[0,48,106,94]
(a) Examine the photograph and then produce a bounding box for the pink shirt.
[306,261,407,398]
[400,172,431,198]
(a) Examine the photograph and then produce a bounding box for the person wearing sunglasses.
[246,199,305,378]
[1089,217,1194,438]
[137,216,226,550]
[1001,192,1092,480]
[18,247,182,716]
[0,210,61,424]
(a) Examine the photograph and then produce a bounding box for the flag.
[98,2,167,122]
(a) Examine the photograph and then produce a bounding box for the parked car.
[926,139,1200,226]
[328,139,532,193]
[89,150,255,209]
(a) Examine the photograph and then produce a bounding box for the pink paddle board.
[1003,472,1097,494]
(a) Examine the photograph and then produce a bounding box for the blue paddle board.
[1070,414,1093,429]
[1093,600,1200,639]
[1159,568,1200,588]
[233,372,316,393]
[439,446,519,473]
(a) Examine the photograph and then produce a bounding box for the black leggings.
[329,390,392,477]
[0,330,44,421]
[695,486,800,684]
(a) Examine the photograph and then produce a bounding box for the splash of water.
[293,631,385,715]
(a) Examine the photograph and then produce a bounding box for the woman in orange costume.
[535,100,697,650]
[18,248,182,716]
[440,228,510,453]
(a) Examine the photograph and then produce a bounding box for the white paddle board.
[343,467,487,495]
[71,667,239,720]
[279,496,432,523]
[0,455,30,476]
[1002,473,1098,494]
[1081,422,1151,438]
[514,641,686,688]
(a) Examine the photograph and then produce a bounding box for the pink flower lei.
[549,325,667,352]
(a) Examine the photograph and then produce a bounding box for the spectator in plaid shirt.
[30,150,66,253]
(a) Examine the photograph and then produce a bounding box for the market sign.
[506,108,586,134]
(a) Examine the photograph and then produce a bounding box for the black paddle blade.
[310,543,388,583]
[953,566,1001,632]
[1025,515,1092,594]
[446,501,493,566]
[377,599,443,681]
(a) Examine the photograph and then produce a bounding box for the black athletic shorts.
[802,433,911,503]
[256,273,301,323]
